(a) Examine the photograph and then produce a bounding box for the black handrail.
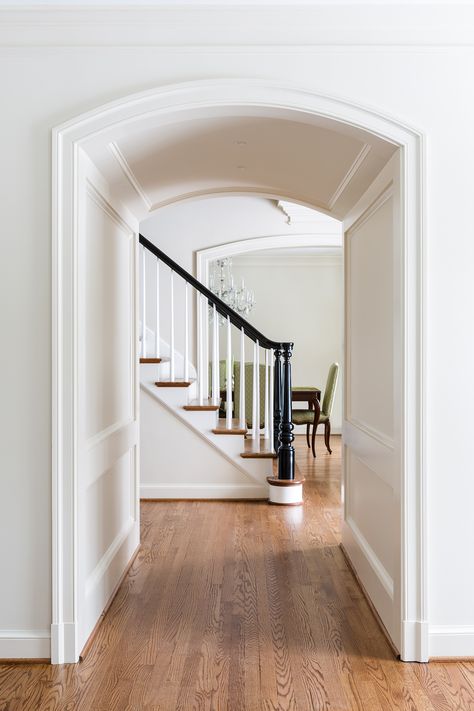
[139,234,292,352]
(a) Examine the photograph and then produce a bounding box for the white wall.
[1,3,474,658]
[231,254,343,432]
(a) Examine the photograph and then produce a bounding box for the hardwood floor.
[2,435,474,710]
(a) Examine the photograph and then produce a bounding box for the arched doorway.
[52,80,426,663]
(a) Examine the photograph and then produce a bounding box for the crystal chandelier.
[209,258,255,317]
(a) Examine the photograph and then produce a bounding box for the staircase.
[139,234,302,504]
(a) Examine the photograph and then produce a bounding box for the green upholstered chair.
[209,358,233,416]
[292,363,339,457]
[234,361,266,429]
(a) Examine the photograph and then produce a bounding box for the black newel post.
[278,343,295,480]
[273,346,283,453]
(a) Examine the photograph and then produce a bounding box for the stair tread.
[184,399,220,411]
[155,379,193,388]
[241,438,277,459]
[212,418,248,435]
[140,357,162,364]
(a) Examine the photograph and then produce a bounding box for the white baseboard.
[401,619,429,662]
[429,625,474,658]
[141,484,268,499]
[0,630,50,659]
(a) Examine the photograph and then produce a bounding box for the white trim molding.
[52,78,426,663]
[0,630,51,660]
[429,626,474,659]
[196,233,343,286]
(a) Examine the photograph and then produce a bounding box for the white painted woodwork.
[198,293,205,404]
[155,257,160,358]
[140,362,270,497]
[264,349,270,440]
[342,154,402,654]
[239,327,246,430]
[76,152,139,660]
[48,77,431,666]
[211,305,219,406]
[184,282,189,382]
[226,316,232,429]
[169,270,175,381]
[141,245,146,357]
[268,480,303,506]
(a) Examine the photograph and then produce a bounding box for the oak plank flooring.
[2,435,474,710]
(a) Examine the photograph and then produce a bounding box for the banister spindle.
[278,344,295,480]
[204,299,209,399]
[239,327,245,430]
[264,348,270,441]
[252,340,260,441]
[184,282,189,382]
[141,245,146,358]
[212,305,219,406]
[273,347,283,452]
[198,293,205,405]
[155,256,160,358]
[169,270,175,381]
[269,349,274,451]
[226,316,232,429]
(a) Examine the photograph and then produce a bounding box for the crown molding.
[108,142,152,211]
[327,143,371,209]
[232,253,343,266]
[1,5,474,47]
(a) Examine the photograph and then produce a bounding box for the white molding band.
[1,5,474,47]
[268,479,304,505]
[141,484,268,500]
[429,626,474,658]
[0,630,51,660]
[52,78,426,663]
[196,233,343,284]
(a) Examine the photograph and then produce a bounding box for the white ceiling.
[84,106,396,220]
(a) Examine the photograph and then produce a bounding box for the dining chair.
[234,361,266,430]
[292,362,339,457]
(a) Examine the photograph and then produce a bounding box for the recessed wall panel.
[347,196,394,440]
[84,193,133,440]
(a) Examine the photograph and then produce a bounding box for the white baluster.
[204,299,209,399]
[155,256,160,358]
[198,293,204,405]
[212,305,219,406]
[264,348,270,441]
[252,340,260,440]
[184,282,189,382]
[255,340,260,440]
[170,270,175,381]
[141,245,146,358]
[226,316,232,429]
[269,349,274,451]
[239,327,245,430]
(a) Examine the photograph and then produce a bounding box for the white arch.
[52,79,426,663]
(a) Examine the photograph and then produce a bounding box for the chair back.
[322,363,339,417]
[234,361,266,428]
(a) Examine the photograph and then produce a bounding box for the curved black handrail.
[140,234,293,351]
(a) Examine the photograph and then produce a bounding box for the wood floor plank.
[1,435,472,710]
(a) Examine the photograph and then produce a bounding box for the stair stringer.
[140,368,272,499]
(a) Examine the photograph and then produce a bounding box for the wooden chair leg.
[324,420,332,454]
[306,423,310,448]
[311,422,317,458]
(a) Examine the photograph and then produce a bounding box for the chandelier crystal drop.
[209,258,255,318]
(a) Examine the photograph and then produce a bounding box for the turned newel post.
[278,343,295,481]
[273,346,283,453]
